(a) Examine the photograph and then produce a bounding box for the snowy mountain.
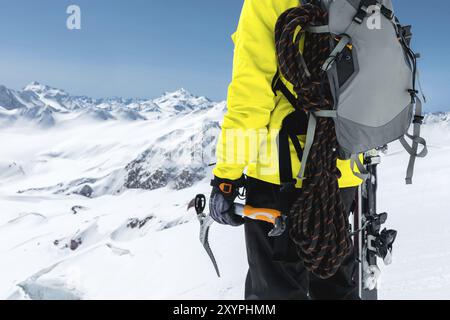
[0,83,229,300]
[425,111,450,125]
[1,83,450,300]
[0,82,217,128]
[0,82,225,198]
[0,85,27,110]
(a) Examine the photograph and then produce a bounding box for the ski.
[353,149,398,300]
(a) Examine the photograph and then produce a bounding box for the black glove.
[209,175,246,227]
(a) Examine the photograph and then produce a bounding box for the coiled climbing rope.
[275,2,353,279]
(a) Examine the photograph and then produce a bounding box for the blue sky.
[0,0,448,112]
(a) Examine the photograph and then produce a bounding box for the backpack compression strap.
[394,15,428,185]
[298,110,370,181]
[399,94,428,185]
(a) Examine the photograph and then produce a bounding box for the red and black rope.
[275,3,353,279]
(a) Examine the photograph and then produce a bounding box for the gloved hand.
[209,175,246,227]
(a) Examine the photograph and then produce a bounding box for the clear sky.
[0,0,448,112]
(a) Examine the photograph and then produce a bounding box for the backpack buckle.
[408,89,419,101]
[413,115,424,125]
[353,11,366,24]
[380,5,394,20]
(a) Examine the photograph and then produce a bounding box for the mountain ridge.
[0,82,220,127]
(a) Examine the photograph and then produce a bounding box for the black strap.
[272,72,302,113]
[272,72,309,216]
[272,72,308,183]
[283,110,308,156]
[276,121,298,256]
[279,127,297,193]
[274,136,295,256]
[290,132,304,160]
[278,111,309,206]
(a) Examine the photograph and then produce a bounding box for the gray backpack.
[298,0,427,184]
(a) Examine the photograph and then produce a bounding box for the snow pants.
[244,177,359,300]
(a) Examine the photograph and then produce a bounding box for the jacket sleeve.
[213,0,281,180]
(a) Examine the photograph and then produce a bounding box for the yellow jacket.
[213,0,362,188]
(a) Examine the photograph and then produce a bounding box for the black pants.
[244,177,359,300]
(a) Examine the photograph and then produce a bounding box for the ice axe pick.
[194,194,286,278]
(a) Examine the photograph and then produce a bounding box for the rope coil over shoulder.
[275,3,352,279]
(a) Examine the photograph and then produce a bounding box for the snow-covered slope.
[0,84,234,300]
[1,83,449,300]
[0,83,223,196]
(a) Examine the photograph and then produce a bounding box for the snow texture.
[0,82,449,300]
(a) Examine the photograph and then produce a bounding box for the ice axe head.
[194,194,221,277]
[195,194,206,215]
[234,204,286,237]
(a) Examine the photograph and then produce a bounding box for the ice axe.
[193,194,286,278]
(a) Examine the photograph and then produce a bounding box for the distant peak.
[24,82,68,96]
[24,81,48,92]
[159,88,213,103]
[177,88,189,94]
[162,88,193,98]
